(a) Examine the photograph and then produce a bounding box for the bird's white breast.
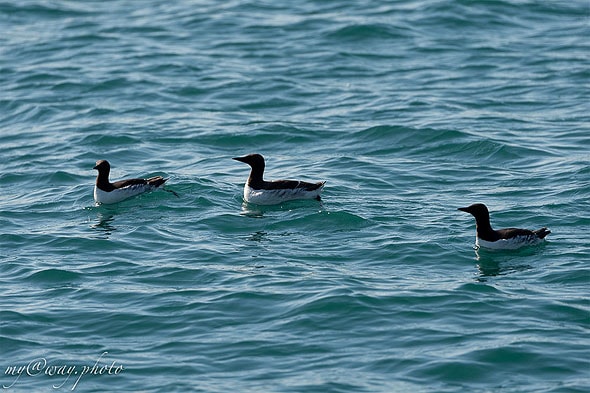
[94,185,153,204]
[477,236,544,250]
[243,184,321,205]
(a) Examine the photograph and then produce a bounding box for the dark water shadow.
[473,243,548,281]
[247,230,268,242]
[86,203,119,238]
[90,212,117,238]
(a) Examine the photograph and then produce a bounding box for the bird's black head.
[93,159,110,172]
[232,154,265,169]
[458,203,490,220]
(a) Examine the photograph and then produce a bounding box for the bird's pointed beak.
[93,164,99,170]
[457,207,469,212]
[233,156,246,163]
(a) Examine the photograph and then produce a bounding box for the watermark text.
[3,352,123,390]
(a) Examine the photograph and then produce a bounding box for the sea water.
[1,1,588,392]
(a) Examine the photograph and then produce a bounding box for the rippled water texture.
[1,1,589,392]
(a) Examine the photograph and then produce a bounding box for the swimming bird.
[93,160,168,204]
[232,153,325,205]
[458,203,550,250]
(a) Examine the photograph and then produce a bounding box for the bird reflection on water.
[90,213,117,238]
[473,246,544,281]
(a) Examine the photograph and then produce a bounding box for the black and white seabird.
[232,153,325,205]
[93,160,168,204]
[458,203,550,249]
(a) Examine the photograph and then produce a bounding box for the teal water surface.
[1,1,589,392]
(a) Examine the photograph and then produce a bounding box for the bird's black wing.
[496,228,535,239]
[263,180,324,191]
[111,178,148,189]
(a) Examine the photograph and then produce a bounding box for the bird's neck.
[95,170,111,188]
[246,166,264,187]
[475,217,494,237]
